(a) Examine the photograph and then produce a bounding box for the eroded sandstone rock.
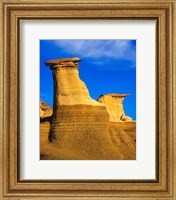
[40,99,53,119]
[44,57,124,159]
[45,57,81,68]
[46,58,102,106]
[109,122,136,159]
[40,99,53,157]
[121,114,133,122]
[97,94,133,122]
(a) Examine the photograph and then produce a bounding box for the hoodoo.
[44,57,123,160]
[45,57,101,106]
[97,94,133,122]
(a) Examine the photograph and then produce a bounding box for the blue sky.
[40,40,136,120]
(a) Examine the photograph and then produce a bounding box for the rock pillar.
[97,94,133,122]
[45,58,123,160]
[46,57,101,107]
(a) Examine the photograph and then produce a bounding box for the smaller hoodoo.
[97,94,133,122]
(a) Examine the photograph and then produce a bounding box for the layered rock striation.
[109,122,136,159]
[97,94,133,122]
[44,57,124,160]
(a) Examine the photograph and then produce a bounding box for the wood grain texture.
[0,0,175,199]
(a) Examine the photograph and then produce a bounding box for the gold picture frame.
[0,0,176,199]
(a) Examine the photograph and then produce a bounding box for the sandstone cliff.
[40,58,136,160]
[43,57,124,160]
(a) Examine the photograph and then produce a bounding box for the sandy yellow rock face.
[43,58,125,159]
[40,57,136,160]
[40,99,53,119]
[97,94,133,122]
[109,122,136,160]
[52,67,102,106]
[48,105,124,160]
[40,99,53,158]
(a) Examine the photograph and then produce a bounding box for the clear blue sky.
[40,40,136,120]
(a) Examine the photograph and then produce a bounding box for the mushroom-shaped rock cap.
[45,57,82,69]
[99,94,130,98]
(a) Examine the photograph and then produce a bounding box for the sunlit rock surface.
[97,94,133,122]
[40,58,136,160]
[43,57,124,160]
[45,57,101,106]
[40,99,52,158]
[109,122,136,160]
[40,99,53,119]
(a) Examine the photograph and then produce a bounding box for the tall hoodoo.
[45,57,102,107]
[97,94,133,122]
[45,58,123,160]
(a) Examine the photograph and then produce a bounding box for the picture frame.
[0,0,175,199]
